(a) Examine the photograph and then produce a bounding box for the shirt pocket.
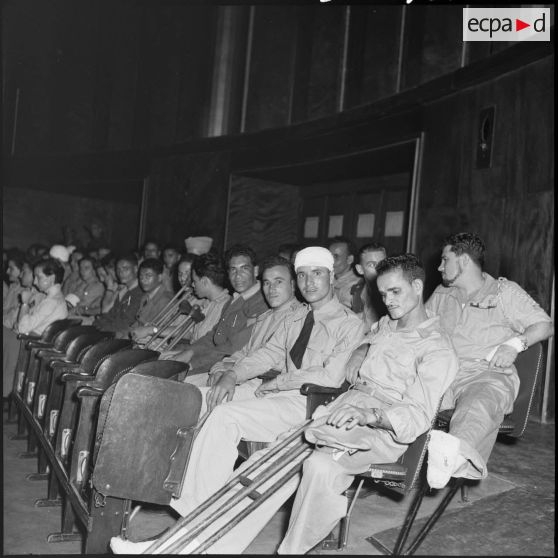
[382,345,416,386]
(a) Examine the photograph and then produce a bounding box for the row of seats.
[7,318,196,553]
[7,317,543,554]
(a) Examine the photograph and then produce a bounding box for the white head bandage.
[294,247,334,272]
[49,245,70,263]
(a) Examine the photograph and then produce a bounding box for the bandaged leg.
[443,369,516,480]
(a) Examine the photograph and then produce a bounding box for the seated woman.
[3,259,40,330]
[3,257,68,398]
[3,252,26,329]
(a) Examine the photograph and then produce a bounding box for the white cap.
[49,245,70,263]
[184,236,213,255]
[294,247,334,272]
[65,294,80,308]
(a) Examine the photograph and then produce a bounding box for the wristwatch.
[517,335,528,352]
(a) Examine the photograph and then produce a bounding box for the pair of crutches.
[143,419,313,554]
[140,286,205,351]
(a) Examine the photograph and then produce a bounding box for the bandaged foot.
[110,537,152,554]
[427,430,461,489]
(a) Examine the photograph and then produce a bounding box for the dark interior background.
[2,2,554,420]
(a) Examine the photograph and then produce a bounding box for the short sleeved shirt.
[426,273,552,363]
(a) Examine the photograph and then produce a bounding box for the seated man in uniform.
[351,241,387,327]
[190,255,304,398]
[125,258,173,341]
[425,232,553,488]
[67,256,105,319]
[329,236,360,309]
[93,254,144,335]
[160,252,230,350]
[163,245,269,376]
[110,246,365,554]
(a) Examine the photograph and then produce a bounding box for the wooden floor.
[2,414,555,555]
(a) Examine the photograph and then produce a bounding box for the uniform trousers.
[171,386,307,520]
[441,363,517,479]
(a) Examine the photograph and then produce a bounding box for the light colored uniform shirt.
[17,284,68,336]
[133,285,174,328]
[222,297,304,368]
[234,296,365,390]
[189,289,231,342]
[353,314,458,444]
[334,267,360,309]
[426,273,552,363]
[72,279,105,314]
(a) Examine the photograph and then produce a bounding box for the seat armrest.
[26,340,53,349]
[77,386,105,398]
[62,372,96,382]
[51,362,83,374]
[300,383,346,396]
[37,348,64,359]
[17,333,39,341]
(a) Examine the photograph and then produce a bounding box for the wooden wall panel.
[2,185,140,254]
[227,177,300,258]
[147,151,231,253]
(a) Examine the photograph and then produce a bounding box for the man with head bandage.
[111,246,365,554]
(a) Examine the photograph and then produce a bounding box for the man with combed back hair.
[163,245,268,375]
[188,255,304,404]
[426,232,553,489]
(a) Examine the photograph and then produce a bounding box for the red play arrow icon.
[516,18,530,31]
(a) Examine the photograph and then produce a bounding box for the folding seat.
[50,362,192,553]
[9,318,80,429]
[47,348,161,546]
[20,325,101,459]
[26,329,114,484]
[306,343,544,555]
[39,337,133,508]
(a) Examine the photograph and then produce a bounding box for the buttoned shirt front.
[426,273,552,364]
[223,297,305,368]
[334,267,361,308]
[73,278,105,314]
[234,296,365,389]
[189,289,231,342]
[17,284,68,336]
[133,285,174,328]
[354,314,458,444]
[188,283,269,372]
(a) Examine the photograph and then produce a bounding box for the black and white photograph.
[2,1,554,555]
